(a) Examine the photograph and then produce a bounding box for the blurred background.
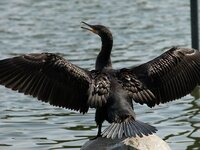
[0,0,199,150]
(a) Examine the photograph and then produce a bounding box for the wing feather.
[117,47,200,107]
[0,53,92,113]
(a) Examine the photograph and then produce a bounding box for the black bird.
[0,22,200,139]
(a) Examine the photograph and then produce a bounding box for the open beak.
[81,21,98,34]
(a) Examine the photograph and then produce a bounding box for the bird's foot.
[90,134,102,140]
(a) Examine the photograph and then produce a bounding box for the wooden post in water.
[190,0,200,98]
[190,0,199,50]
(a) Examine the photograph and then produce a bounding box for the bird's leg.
[91,108,105,140]
[97,123,102,137]
[90,123,102,140]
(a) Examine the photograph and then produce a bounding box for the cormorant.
[0,22,200,139]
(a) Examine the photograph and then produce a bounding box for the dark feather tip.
[102,120,157,139]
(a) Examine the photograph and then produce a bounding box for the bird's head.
[81,21,113,41]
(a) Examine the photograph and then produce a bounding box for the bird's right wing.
[0,53,92,113]
[117,47,200,107]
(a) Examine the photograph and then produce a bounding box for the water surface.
[0,0,199,150]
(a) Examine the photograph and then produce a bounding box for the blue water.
[0,0,199,150]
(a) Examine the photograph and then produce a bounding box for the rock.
[81,134,171,150]
[191,85,200,99]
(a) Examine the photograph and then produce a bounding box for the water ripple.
[0,0,198,150]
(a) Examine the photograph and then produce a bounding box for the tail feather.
[135,121,154,136]
[107,123,117,138]
[125,122,131,137]
[102,124,112,137]
[102,119,157,139]
[127,122,136,137]
[111,123,120,139]
[131,121,143,137]
[118,123,123,139]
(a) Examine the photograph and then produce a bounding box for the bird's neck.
[95,37,113,71]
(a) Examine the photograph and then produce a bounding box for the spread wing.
[117,47,200,107]
[0,53,92,113]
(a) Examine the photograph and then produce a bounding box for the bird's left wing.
[117,47,200,107]
[0,53,92,113]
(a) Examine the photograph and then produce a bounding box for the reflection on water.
[0,0,199,150]
[160,98,200,150]
[186,99,200,150]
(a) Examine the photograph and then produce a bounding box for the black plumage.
[0,22,200,139]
